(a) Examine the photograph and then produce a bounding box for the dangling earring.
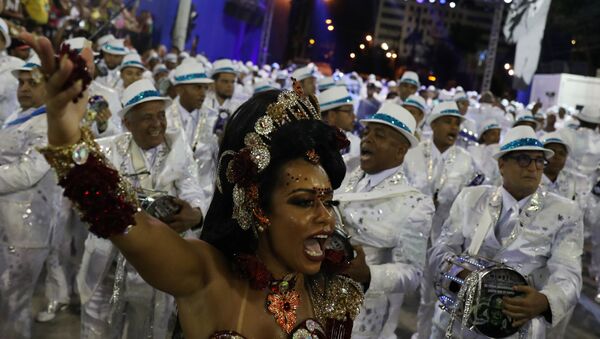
[253,208,270,232]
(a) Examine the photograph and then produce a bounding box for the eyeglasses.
[504,154,547,169]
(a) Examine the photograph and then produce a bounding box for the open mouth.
[148,130,162,137]
[303,234,328,261]
[360,147,374,161]
[447,132,457,142]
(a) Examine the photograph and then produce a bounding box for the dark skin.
[322,104,355,132]
[430,116,460,154]
[175,83,210,112]
[17,71,47,110]
[300,77,317,96]
[458,151,550,327]
[456,99,469,115]
[213,73,236,104]
[120,67,144,89]
[479,129,501,145]
[543,143,567,182]
[27,33,367,338]
[544,114,556,132]
[104,53,124,70]
[360,122,410,174]
[403,105,424,126]
[398,82,417,101]
[122,100,202,233]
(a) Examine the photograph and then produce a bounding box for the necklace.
[234,253,301,334]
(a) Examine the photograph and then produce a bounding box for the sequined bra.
[210,275,363,339]
[210,319,327,339]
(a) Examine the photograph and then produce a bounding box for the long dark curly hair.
[200,90,346,258]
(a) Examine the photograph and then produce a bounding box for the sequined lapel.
[342,168,365,193]
[501,187,546,250]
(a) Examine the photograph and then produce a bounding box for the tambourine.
[435,255,528,338]
[137,191,182,222]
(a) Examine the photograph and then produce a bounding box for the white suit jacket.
[403,139,478,241]
[0,109,61,248]
[336,167,434,338]
[429,185,583,338]
[77,130,207,304]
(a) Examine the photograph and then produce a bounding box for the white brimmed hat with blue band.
[493,126,554,160]
[399,71,420,87]
[542,131,571,154]
[173,61,213,85]
[478,118,502,137]
[426,101,465,125]
[318,76,335,92]
[101,38,128,56]
[291,65,316,82]
[211,59,238,76]
[118,79,172,118]
[402,94,428,113]
[119,53,146,71]
[11,54,40,77]
[360,102,418,148]
[253,79,280,94]
[576,105,600,124]
[0,18,12,48]
[318,86,355,112]
[96,34,115,49]
[512,110,541,129]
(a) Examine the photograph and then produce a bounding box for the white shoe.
[35,300,67,322]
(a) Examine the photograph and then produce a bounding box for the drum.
[435,255,528,338]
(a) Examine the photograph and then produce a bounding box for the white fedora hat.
[399,71,420,87]
[360,102,419,148]
[291,65,316,82]
[512,110,541,129]
[576,105,600,124]
[173,61,213,85]
[402,94,428,114]
[118,79,171,118]
[318,86,355,112]
[542,131,571,154]
[318,76,335,92]
[96,34,115,49]
[253,79,280,94]
[101,39,128,56]
[0,18,11,48]
[211,59,238,76]
[493,126,554,160]
[478,118,502,137]
[426,101,465,125]
[11,54,40,78]
[119,53,146,71]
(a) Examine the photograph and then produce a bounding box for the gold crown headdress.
[217,79,322,232]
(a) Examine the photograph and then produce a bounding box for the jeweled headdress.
[217,79,323,232]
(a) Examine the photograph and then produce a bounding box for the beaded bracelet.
[38,127,140,238]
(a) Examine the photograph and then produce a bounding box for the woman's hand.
[18,32,94,146]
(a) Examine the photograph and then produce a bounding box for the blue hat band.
[440,109,461,115]
[403,99,426,112]
[543,137,565,145]
[482,123,500,131]
[320,96,353,110]
[500,137,543,152]
[254,85,274,93]
[22,62,41,69]
[401,78,419,86]
[214,67,236,74]
[104,44,126,53]
[371,113,412,134]
[174,73,208,82]
[122,60,145,68]
[518,116,537,122]
[125,90,163,107]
